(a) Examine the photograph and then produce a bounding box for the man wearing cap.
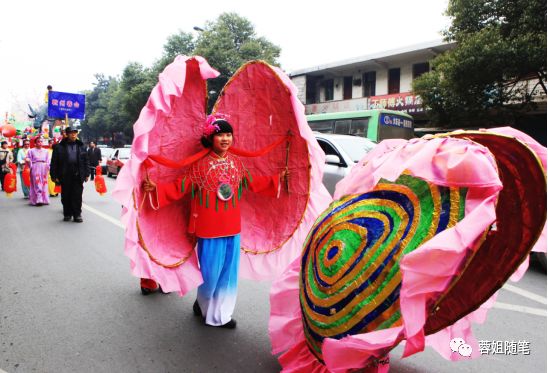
[50,127,90,222]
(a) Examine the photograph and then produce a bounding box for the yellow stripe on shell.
[305,197,411,299]
[301,264,403,337]
[300,207,406,324]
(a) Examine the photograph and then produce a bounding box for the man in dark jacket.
[50,127,90,222]
[87,141,102,181]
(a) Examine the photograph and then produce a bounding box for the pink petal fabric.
[113,56,217,295]
[113,56,332,295]
[420,127,546,360]
[269,136,503,372]
[269,256,305,355]
[212,61,332,281]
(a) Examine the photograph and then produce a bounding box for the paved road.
[1,177,546,372]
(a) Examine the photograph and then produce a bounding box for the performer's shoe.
[140,287,158,295]
[193,300,202,316]
[73,216,83,223]
[63,216,72,222]
[219,319,237,329]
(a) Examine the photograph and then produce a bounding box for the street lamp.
[193,26,204,32]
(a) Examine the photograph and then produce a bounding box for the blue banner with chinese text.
[48,91,86,119]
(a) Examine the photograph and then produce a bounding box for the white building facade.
[289,40,455,124]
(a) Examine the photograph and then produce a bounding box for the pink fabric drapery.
[112,56,332,295]
[269,131,546,372]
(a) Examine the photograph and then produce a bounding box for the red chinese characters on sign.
[369,92,423,113]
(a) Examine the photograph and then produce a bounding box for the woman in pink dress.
[26,137,50,206]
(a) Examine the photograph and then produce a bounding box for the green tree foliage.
[194,12,281,109]
[151,32,196,75]
[81,74,117,141]
[118,62,156,125]
[83,12,280,142]
[413,0,547,126]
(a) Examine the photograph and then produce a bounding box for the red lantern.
[1,124,16,138]
[94,174,107,195]
[4,164,17,196]
[22,165,31,187]
[95,165,102,175]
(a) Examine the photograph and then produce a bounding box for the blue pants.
[196,235,240,326]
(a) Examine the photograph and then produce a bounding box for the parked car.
[106,147,131,177]
[99,147,114,174]
[314,133,376,195]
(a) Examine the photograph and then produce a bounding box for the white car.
[314,133,376,195]
[107,147,131,177]
[99,147,114,174]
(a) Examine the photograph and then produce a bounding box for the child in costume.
[143,117,286,328]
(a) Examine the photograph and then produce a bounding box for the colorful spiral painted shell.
[300,173,468,361]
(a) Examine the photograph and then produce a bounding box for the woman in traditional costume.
[143,117,286,328]
[26,137,50,206]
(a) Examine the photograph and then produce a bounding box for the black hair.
[200,119,233,148]
[1,141,7,146]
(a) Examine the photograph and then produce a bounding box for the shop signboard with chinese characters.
[305,97,369,115]
[47,91,86,119]
[368,92,423,114]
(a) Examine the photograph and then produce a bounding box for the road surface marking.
[83,202,548,318]
[502,283,547,305]
[82,203,125,229]
[493,302,547,317]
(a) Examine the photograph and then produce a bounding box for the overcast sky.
[0,0,450,120]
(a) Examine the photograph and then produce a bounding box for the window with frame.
[388,68,400,94]
[362,71,376,97]
[309,120,334,133]
[306,78,318,104]
[350,118,369,136]
[343,76,353,100]
[317,139,339,156]
[334,120,351,134]
[324,79,334,101]
[413,62,430,79]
